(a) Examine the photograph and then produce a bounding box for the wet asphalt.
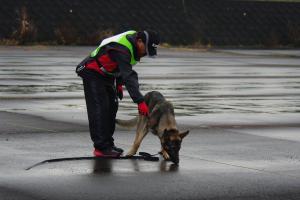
[0,46,300,200]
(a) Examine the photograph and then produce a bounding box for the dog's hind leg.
[126,116,149,156]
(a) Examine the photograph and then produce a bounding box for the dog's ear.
[179,130,189,139]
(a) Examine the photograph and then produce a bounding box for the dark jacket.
[77,34,144,104]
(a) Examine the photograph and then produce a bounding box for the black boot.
[112,145,124,153]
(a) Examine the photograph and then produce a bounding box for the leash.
[138,151,160,157]
[25,152,159,170]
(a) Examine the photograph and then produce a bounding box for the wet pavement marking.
[183,155,300,180]
[5,121,58,133]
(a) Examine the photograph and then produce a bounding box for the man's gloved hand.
[138,101,149,116]
[117,84,123,100]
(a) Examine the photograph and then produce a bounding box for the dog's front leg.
[126,116,149,156]
[161,149,170,160]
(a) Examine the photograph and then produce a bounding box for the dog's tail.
[116,117,138,129]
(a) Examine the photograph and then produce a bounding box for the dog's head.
[161,129,189,164]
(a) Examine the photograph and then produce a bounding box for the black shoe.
[112,145,124,153]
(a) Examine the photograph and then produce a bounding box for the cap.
[143,30,160,57]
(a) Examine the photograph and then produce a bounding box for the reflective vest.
[90,30,138,66]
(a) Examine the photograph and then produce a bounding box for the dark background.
[0,0,300,47]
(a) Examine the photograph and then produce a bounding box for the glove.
[116,84,123,100]
[138,102,149,116]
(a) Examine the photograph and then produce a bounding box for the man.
[76,30,160,157]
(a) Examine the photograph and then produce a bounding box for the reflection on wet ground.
[0,47,299,119]
[23,157,179,175]
[92,159,178,174]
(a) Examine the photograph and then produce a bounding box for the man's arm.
[108,47,144,104]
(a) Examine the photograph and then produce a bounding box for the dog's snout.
[170,155,179,164]
[168,149,179,164]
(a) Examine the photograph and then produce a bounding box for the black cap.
[143,30,160,56]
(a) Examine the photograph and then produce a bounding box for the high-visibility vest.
[90,30,138,66]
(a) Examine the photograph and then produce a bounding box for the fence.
[0,0,299,47]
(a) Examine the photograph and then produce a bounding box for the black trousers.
[80,70,118,150]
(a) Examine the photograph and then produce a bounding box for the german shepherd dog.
[116,91,189,164]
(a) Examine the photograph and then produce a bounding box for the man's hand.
[117,84,123,100]
[138,102,149,116]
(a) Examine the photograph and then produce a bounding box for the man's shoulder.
[105,43,131,55]
[104,43,131,63]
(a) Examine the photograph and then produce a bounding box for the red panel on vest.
[85,60,104,75]
[99,54,118,72]
[85,54,117,75]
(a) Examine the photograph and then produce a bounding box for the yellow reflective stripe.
[90,31,137,66]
